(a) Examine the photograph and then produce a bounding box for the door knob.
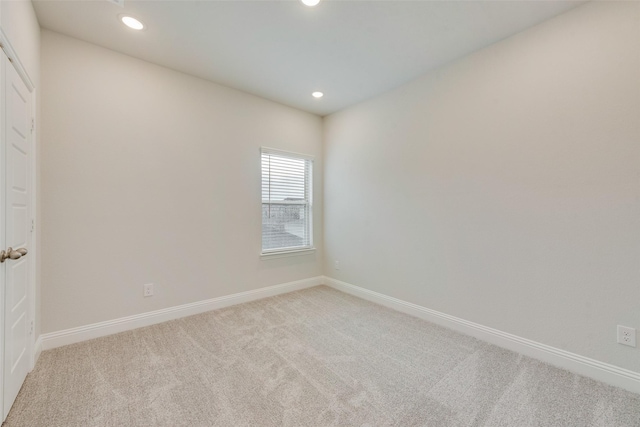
[0,247,28,263]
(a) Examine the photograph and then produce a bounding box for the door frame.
[0,28,37,421]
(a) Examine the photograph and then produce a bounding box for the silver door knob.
[0,247,28,263]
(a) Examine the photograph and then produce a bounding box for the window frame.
[260,147,315,258]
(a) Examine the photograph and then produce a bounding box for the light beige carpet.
[4,286,640,427]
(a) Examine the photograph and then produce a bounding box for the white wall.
[0,0,41,338]
[324,1,640,373]
[41,30,323,333]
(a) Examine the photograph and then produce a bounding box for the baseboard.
[324,276,640,395]
[39,275,640,394]
[41,276,323,351]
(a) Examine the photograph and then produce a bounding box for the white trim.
[0,28,34,92]
[0,48,6,423]
[41,276,324,351]
[260,146,315,161]
[261,247,316,259]
[324,276,640,395]
[33,336,42,366]
[28,87,37,373]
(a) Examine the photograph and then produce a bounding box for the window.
[261,147,313,255]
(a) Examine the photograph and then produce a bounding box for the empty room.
[0,0,639,425]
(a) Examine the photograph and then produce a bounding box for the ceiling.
[33,0,585,116]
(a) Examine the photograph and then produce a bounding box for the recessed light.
[301,0,320,7]
[120,15,145,30]
[312,92,324,98]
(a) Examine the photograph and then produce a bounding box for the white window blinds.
[261,148,313,253]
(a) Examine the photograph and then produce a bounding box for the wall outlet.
[143,283,154,297]
[617,325,636,347]
[334,260,340,270]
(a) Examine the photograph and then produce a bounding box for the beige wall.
[323,1,640,372]
[39,1,640,376]
[0,0,41,337]
[41,30,323,333]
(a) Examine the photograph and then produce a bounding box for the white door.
[1,51,33,421]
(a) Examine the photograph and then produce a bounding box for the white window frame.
[260,147,315,258]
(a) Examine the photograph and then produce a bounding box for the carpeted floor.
[4,286,640,426]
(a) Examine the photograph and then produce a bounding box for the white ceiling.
[33,0,585,116]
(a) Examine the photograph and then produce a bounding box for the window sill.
[260,248,316,260]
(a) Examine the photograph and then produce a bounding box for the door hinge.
[31,118,35,133]
[29,321,34,336]
[31,218,35,233]
[0,43,13,63]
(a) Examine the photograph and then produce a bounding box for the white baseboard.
[324,276,640,395]
[37,275,640,394]
[40,276,323,351]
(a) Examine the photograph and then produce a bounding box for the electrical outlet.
[334,260,340,270]
[617,325,636,347]
[143,283,154,297]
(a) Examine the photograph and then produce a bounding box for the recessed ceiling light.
[120,15,145,30]
[312,91,324,98]
[301,0,320,7]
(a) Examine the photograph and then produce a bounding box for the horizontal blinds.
[261,149,313,252]
[261,155,307,202]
